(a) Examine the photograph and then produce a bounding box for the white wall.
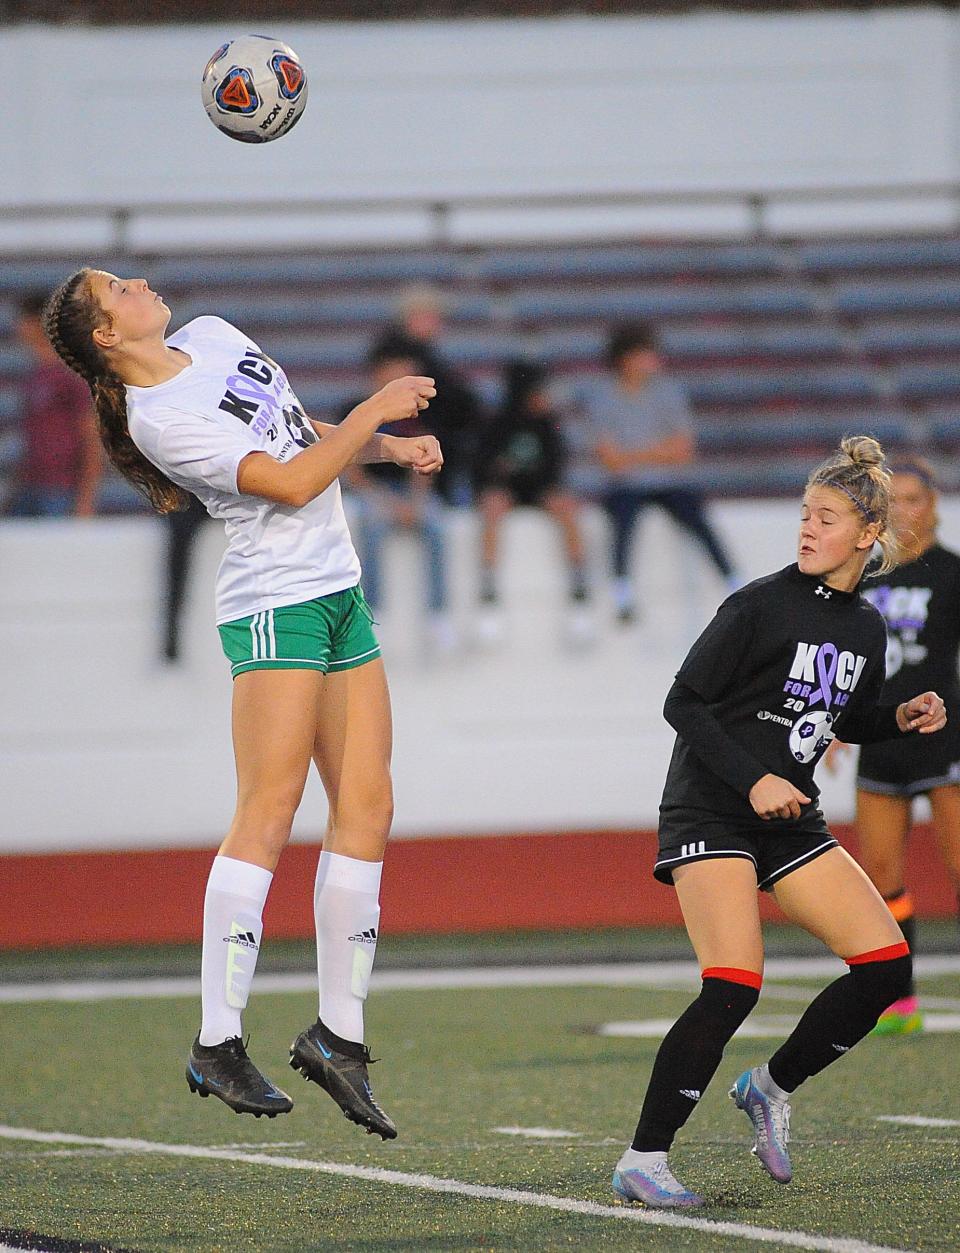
[5,495,958,855]
[1,8,959,248]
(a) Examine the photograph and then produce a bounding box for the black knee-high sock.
[768,944,912,1093]
[883,889,916,996]
[632,970,760,1152]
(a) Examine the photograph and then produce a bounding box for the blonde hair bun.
[839,435,885,468]
[807,435,897,575]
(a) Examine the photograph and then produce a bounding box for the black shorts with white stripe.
[857,725,960,798]
[655,808,838,892]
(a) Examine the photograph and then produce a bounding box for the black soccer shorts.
[858,724,960,798]
[655,808,839,892]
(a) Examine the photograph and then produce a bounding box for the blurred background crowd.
[3,281,742,660]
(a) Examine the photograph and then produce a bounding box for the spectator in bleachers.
[7,293,101,517]
[342,334,456,655]
[388,285,481,507]
[573,321,737,622]
[473,360,592,645]
[161,493,213,664]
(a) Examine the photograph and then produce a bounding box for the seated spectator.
[474,360,592,645]
[161,493,213,664]
[574,322,737,622]
[7,293,101,517]
[387,286,482,507]
[341,334,456,655]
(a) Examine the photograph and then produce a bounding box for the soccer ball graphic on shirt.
[789,710,836,764]
[201,35,307,143]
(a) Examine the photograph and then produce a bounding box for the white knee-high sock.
[314,851,383,1044]
[199,854,273,1046]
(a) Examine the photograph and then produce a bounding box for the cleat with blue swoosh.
[289,1017,397,1140]
[186,1035,293,1117]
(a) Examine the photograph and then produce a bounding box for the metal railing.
[1,181,960,252]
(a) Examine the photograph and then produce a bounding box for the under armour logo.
[815,585,832,599]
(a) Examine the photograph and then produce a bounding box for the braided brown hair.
[41,268,187,514]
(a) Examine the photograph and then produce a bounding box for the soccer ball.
[201,35,307,144]
[788,710,835,764]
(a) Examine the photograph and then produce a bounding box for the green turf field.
[1,934,958,1251]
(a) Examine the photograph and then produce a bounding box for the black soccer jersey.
[659,564,902,827]
[860,543,960,708]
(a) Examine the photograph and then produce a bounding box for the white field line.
[601,1016,801,1039]
[44,1147,131,1159]
[0,1123,905,1253]
[493,1126,583,1139]
[914,995,960,1010]
[40,1137,307,1159]
[877,1115,960,1128]
[1,954,958,1005]
[600,1013,960,1038]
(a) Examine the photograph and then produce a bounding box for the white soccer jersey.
[126,316,361,624]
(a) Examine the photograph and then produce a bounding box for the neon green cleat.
[871,996,924,1036]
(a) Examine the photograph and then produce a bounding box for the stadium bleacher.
[3,230,960,506]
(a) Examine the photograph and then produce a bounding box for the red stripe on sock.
[846,941,910,966]
[701,966,762,989]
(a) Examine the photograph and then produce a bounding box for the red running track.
[0,825,955,950]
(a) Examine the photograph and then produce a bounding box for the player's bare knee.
[251,819,295,863]
[340,777,394,843]
[234,790,300,848]
[366,779,394,836]
[326,797,392,860]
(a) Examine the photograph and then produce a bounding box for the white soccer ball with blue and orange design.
[201,35,307,143]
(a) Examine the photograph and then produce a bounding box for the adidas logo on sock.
[223,929,258,949]
[348,928,378,944]
[831,1042,851,1053]
[679,1089,701,1101]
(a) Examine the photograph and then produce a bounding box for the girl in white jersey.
[43,269,440,1137]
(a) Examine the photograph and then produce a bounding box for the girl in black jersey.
[828,458,960,1034]
[611,437,946,1210]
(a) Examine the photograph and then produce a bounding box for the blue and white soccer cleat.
[611,1149,705,1208]
[729,1066,792,1183]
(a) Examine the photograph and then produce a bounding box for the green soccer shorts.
[218,585,381,678]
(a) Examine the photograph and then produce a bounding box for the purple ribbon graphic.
[808,642,839,709]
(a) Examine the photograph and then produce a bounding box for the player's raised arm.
[310,420,444,476]
[237,376,436,506]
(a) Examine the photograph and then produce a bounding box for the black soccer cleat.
[186,1034,294,1117]
[289,1017,397,1140]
